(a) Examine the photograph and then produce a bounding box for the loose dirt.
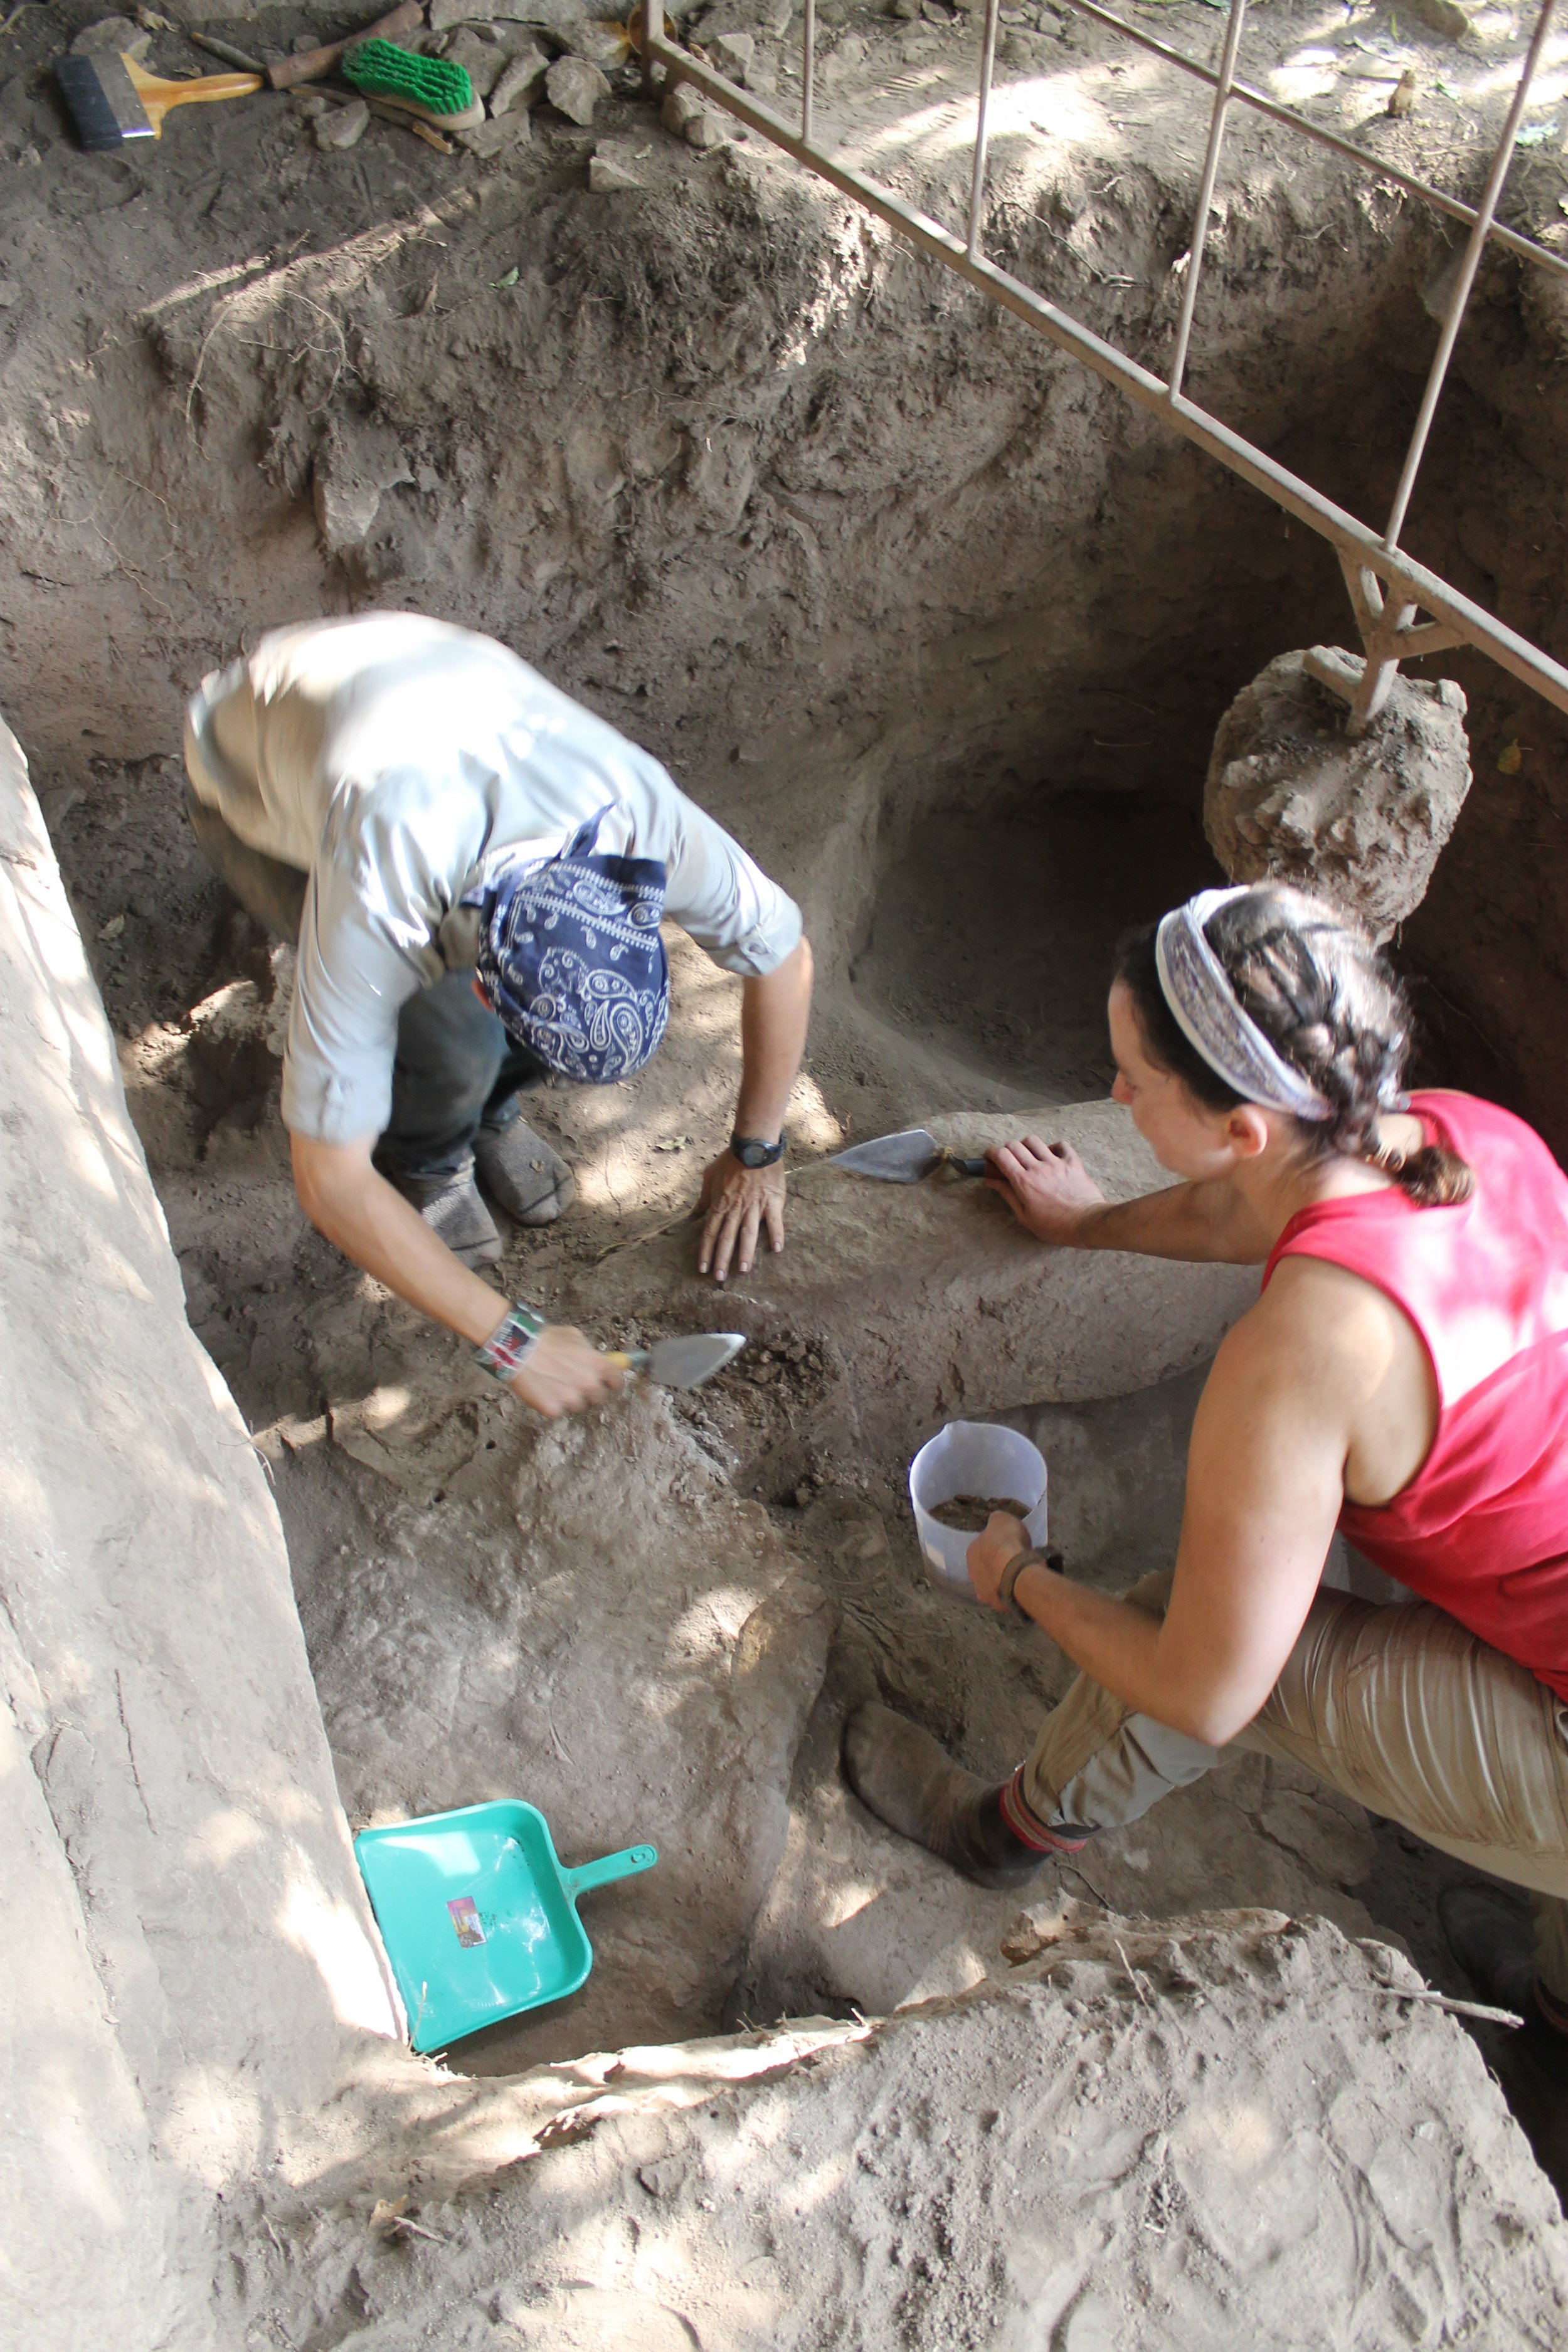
[926,1491,1033,1529]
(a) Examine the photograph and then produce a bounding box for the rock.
[1204,649,1472,943]
[455,110,533,153]
[545,53,610,122]
[711,28,755,77]
[685,107,728,149]
[488,41,549,112]
[311,421,413,556]
[290,88,332,116]
[563,20,627,65]
[1407,0,1470,35]
[887,0,922,17]
[69,16,152,59]
[440,26,510,96]
[313,97,370,149]
[589,151,642,189]
[661,80,704,135]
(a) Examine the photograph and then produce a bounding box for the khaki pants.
[1021,1574,1568,2001]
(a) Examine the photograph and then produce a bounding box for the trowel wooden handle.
[941,1151,990,1179]
[268,1,423,88]
[605,1351,647,1373]
[124,56,262,132]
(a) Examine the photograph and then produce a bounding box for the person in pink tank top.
[844,882,1568,2080]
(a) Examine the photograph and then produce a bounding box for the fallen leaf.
[492,266,519,289]
[98,913,125,940]
[1498,739,1525,775]
[369,2196,408,2232]
[654,1133,695,1152]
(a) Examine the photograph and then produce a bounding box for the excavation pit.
[7,0,1568,2336]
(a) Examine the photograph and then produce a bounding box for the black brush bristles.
[55,53,154,150]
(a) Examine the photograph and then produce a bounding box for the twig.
[1114,1936,1156,2009]
[389,2215,450,2243]
[591,1204,698,1264]
[0,2,45,34]
[1374,1986,1524,2028]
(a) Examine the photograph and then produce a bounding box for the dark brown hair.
[1115,884,1474,1208]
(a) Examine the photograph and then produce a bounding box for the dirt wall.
[0,712,400,2349]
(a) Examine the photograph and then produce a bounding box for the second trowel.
[829,1128,990,1184]
[606,1333,747,1388]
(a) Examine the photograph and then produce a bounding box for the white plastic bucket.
[908,1420,1048,1597]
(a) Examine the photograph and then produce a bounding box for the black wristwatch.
[729,1133,784,1169]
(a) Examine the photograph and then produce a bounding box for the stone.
[563,19,628,65]
[440,26,511,96]
[290,88,332,116]
[711,28,756,77]
[68,16,152,58]
[489,41,550,112]
[455,110,534,153]
[1407,0,1471,36]
[1204,649,1473,943]
[313,97,370,149]
[311,421,412,556]
[887,0,922,17]
[589,151,643,189]
[684,107,728,148]
[545,53,610,122]
[661,80,704,135]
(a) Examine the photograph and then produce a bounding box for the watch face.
[732,1138,778,1167]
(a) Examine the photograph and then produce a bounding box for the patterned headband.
[1153,887,1334,1123]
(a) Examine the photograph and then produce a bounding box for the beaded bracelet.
[475,1302,546,1382]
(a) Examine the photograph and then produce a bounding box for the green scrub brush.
[342,38,485,129]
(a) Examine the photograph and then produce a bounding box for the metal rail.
[640,3,1568,726]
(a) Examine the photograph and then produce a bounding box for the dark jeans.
[186,790,547,1182]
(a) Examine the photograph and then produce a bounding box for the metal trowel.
[606,1333,747,1388]
[829,1128,989,1184]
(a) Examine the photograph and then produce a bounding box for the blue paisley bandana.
[475,811,670,1083]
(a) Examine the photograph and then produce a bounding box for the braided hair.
[1115,884,1474,1208]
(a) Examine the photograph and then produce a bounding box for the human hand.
[509,1324,625,1418]
[697,1151,786,1283]
[984,1137,1107,1244]
[967,1512,1031,1611]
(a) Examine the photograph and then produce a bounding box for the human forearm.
[733,935,813,1140]
[1053,1184,1256,1263]
[291,1136,515,1342]
[291,1133,623,1416]
[1009,1567,1205,1729]
[985,1136,1262,1263]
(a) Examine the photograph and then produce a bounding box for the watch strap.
[475,1302,546,1381]
[998,1545,1059,1615]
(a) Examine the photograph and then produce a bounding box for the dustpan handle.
[564,1842,659,1898]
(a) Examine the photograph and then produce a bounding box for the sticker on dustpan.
[447,1895,487,1948]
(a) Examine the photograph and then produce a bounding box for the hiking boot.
[390,1167,502,1270]
[842,1702,1049,1892]
[475,1116,574,1227]
[1439,1883,1568,2086]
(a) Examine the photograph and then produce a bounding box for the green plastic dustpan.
[354,1800,657,2054]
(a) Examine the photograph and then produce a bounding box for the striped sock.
[998,1767,1093,1855]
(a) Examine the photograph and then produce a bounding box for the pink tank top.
[1264,1091,1568,1701]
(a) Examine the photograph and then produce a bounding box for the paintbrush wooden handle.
[123,56,262,134]
[268,1,423,89]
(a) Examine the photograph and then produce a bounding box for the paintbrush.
[55,50,262,148]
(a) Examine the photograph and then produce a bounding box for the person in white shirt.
[184,613,813,1419]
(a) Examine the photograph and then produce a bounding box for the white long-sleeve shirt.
[184,614,802,1145]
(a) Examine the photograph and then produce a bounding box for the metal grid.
[640,0,1568,729]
